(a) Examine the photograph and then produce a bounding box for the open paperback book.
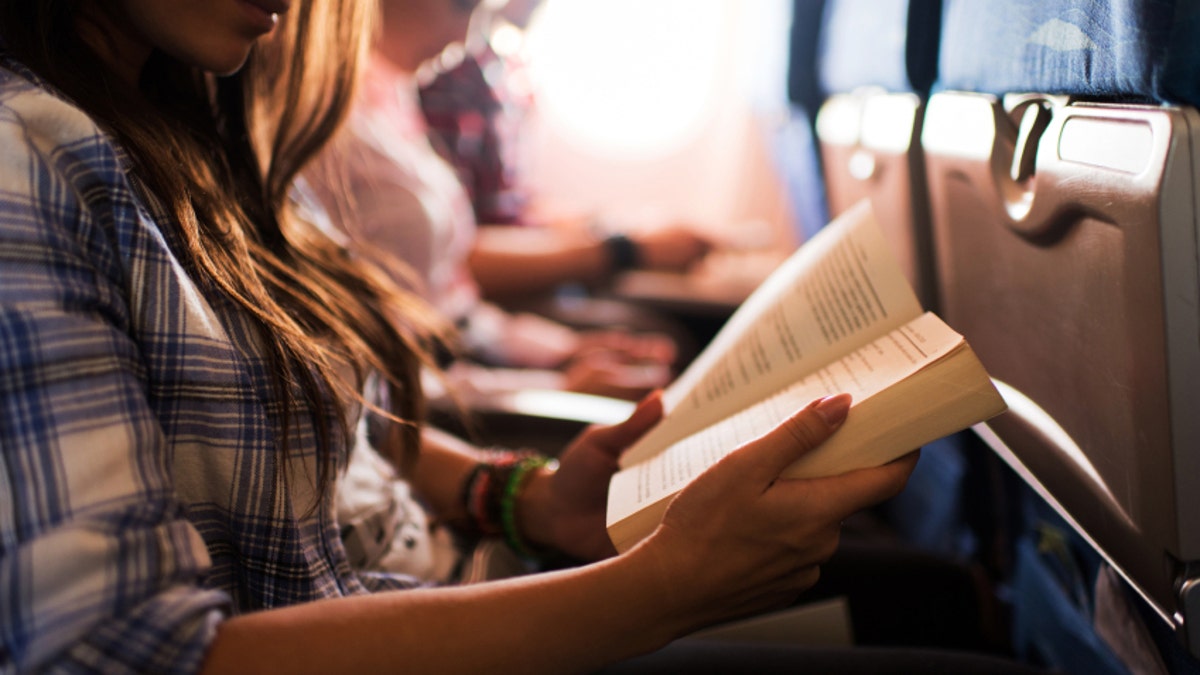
[606,201,1007,553]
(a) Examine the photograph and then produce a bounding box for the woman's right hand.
[629,394,918,635]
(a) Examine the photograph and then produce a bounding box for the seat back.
[814,0,942,308]
[774,0,830,243]
[924,0,1200,652]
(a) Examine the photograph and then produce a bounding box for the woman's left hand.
[518,392,664,562]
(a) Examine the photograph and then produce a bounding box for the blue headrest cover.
[938,0,1200,105]
[818,0,943,95]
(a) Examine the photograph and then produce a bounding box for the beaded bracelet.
[459,450,561,543]
[460,462,498,535]
[500,455,558,560]
[460,451,526,536]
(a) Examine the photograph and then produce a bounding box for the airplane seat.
[810,0,984,561]
[773,0,830,244]
[926,0,1200,670]
[814,0,941,308]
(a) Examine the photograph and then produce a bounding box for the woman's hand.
[573,329,676,366]
[561,351,671,401]
[632,225,713,272]
[631,394,918,634]
[561,330,676,401]
[519,392,665,561]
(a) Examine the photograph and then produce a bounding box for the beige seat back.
[923,89,1200,649]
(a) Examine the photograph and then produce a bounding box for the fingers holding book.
[631,395,918,631]
[756,393,853,485]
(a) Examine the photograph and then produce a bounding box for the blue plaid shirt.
[0,59,418,673]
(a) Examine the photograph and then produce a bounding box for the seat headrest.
[788,0,830,115]
[937,0,1200,105]
[817,0,943,96]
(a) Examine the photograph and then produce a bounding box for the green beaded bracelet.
[500,455,558,560]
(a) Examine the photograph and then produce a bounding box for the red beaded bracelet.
[458,450,546,539]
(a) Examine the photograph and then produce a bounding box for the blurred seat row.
[780,0,1200,671]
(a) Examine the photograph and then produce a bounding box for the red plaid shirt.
[419,45,532,225]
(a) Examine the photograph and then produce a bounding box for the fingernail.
[813,393,851,428]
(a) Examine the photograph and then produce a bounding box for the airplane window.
[524,0,725,160]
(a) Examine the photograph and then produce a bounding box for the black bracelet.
[603,233,641,272]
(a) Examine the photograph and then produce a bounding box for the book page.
[607,312,964,525]
[619,202,923,469]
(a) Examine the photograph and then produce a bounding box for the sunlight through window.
[524,0,726,160]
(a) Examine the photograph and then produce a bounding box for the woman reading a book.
[0,0,929,672]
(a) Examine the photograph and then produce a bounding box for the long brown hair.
[0,0,447,495]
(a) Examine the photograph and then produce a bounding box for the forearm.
[202,553,687,675]
[468,227,612,298]
[411,426,485,524]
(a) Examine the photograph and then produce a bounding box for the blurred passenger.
[419,0,537,227]
[306,0,684,403]
[418,0,715,302]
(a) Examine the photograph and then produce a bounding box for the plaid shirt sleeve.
[0,69,229,673]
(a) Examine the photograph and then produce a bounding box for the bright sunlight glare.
[525,0,726,159]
